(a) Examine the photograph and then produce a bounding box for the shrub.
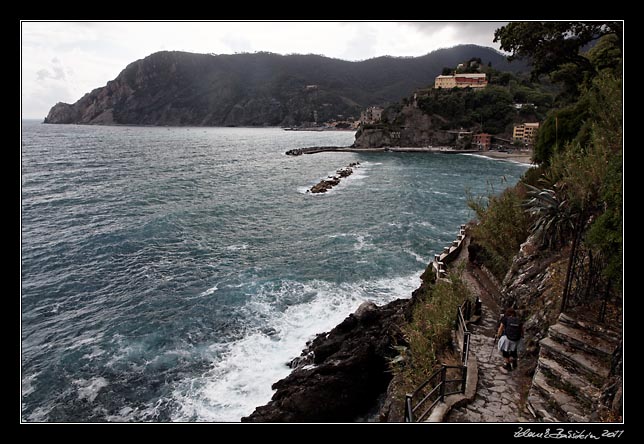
[467,186,531,280]
[394,269,472,392]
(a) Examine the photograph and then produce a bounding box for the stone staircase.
[527,313,621,422]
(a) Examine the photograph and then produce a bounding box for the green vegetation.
[494,22,622,103]
[467,185,531,280]
[414,70,555,135]
[393,269,472,392]
[472,24,622,304]
[48,45,530,127]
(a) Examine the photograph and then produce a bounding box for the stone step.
[539,337,610,387]
[526,389,562,422]
[548,322,616,361]
[558,313,621,345]
[532,370,591,422]
[536,356,600,408]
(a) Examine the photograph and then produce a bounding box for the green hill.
[44,45,528,127]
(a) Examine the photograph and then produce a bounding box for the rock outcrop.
[241,298,412,422]
[352,105,470,149]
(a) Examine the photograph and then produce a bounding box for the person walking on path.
[496,307,523,373]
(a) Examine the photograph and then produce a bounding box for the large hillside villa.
[434,73,488,89]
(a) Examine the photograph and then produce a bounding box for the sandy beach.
[468,150,534,165]
[289,146,535,166]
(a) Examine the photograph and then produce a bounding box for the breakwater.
[308,162,361,193]
[286,146,483,156]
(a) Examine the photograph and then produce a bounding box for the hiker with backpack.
[496,307,523,373]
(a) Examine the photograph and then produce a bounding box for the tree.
[494,22,622,101]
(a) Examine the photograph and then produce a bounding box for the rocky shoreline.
[241,298,415,422]
[242,227,471,422]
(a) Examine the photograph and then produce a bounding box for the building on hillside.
[434,75,457,88]
[513,122,540,145]
[434,73,487,89]
[360,106,384,124]
[473,133,492,151]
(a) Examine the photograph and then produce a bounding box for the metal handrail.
[405,363,468,422]
[404,300,473,422]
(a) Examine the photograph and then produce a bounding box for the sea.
[21,121,530,422]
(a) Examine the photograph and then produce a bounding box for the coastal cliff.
[352,106,461,148]
[43,46,526,127]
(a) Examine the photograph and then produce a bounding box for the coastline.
[286,145,534,166]
[466,150,533,166]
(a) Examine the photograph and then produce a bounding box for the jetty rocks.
[309,163,360,194]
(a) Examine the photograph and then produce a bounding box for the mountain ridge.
[44,45,528,127]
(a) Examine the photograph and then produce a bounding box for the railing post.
[461,365,468,394]
[405,394,414,422]
[462,332,470,366]
[440,365,447,402]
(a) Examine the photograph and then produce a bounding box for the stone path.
[446,300,533,422]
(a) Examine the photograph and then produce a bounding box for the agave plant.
[523,177,588,313]
[523,182,577,249]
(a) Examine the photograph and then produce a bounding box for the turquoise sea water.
[21,121,529,421]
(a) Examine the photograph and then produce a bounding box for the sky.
[21,21,508,119]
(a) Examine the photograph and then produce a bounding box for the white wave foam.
[353,234,373,251]
[404,249,430,265]
[326,232,374,251]
[82,345,105,361]
[22,372,40,397]
[169,273,422,422]
[199,283,219,297]
[74,376,109,403]
[226,244,248,251]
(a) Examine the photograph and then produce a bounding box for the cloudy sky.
[21,21,508,119]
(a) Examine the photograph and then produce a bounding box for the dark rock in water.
[241,298,411,422]
[336,167,353,178]
[308,163,358,194]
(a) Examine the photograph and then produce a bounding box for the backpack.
[505,316,522,341]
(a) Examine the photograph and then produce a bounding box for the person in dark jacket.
[496,307,523,372]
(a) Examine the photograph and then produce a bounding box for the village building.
[473,133,492,151]
[360,106,384,124]
[513,122,540,145]
[434,73,487,89]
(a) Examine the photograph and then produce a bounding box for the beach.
[473,150,534,165]
[287,146,534,166]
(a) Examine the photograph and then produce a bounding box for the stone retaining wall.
[432,224,467,280]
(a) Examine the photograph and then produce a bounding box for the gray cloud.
[403,22,508,48]
[36,59,67,81]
